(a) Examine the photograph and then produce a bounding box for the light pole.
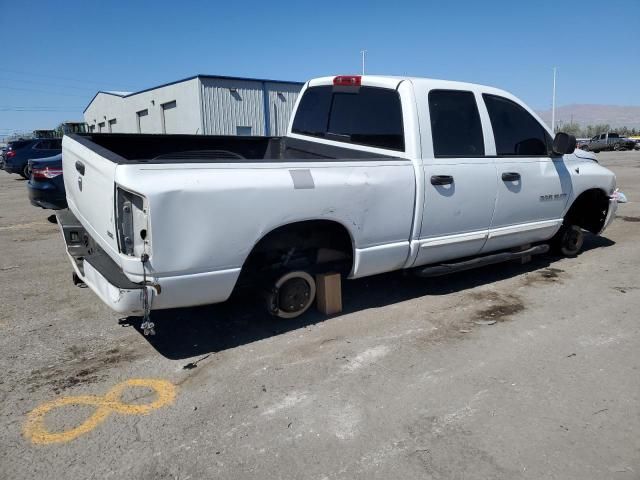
[361,50,367,75]
[551,67,557,134]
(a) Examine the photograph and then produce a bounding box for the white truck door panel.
[480,93,570,252]
[485,158,571,251]
[413,89,497,266]
[415,161,496,265]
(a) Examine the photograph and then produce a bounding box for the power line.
[0,85,91,98]
[0,75,98,92]
[0,67,138,90]
[0,105,83,109]
[0,108,82,112]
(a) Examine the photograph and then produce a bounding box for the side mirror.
[552,132,576,155]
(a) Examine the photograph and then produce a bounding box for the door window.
[483,94,552,156]
[429,90,484,157]
[292,85,404,151]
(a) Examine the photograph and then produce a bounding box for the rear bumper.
[56,209,241,315]
[3,162,22,174]
[28,182,67,210]
[67,252,148,315]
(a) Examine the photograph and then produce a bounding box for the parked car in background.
[582,132,636,152]
[27,154,66,210]
[0,146,7,169]
[3,138,62,178]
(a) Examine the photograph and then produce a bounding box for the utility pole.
[361,50,367,75]
[551,67,557,134]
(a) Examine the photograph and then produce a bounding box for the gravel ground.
[1,151,639,479]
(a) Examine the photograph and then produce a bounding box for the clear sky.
[0,0,638,137]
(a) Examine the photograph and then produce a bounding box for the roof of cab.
[308,75,517,100]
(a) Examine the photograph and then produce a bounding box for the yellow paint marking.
[24,378,176,445]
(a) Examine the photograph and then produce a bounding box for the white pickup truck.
[58,75,618,321]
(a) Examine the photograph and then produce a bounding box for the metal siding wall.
[265,82,302,136]
[200,78,266,135]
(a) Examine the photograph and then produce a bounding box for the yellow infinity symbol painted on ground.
[24,378,176,445]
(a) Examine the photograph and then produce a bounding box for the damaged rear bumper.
[57,209,147,314]
[56,209,241,315]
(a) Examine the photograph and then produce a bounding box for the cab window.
[429,90,484,157]
[483,94,552,156]
[292,85,404,151]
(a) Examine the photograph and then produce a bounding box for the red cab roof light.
[333,75,361,87]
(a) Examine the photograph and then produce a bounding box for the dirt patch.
[616,216,640,223]
[26,346,142,394]
[522,267,565,286]
[470,291,525,322]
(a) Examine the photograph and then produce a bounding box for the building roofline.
[83,74,305,114]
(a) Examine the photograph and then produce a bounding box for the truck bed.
[68,133,395,164]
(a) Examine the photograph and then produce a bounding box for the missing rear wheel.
[266,271,316,319]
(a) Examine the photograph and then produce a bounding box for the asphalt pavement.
[1,151,639,479]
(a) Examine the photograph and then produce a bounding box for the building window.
[161,100,177,134]
[108,118,117,133]
[89,125,95,133]
[98,121,105,133]
[236,126,252,136]
[136,109,149,133]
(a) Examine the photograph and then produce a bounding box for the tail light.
[6,150,16,159]
[32,166,63,180]
[116,187,150,257]
[333,75,361,87]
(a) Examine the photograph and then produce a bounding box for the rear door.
[481,94,571,252]
[414,89,497,266]
[62,136,120,254]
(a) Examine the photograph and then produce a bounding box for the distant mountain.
[536,104,640,129]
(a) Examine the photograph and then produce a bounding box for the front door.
[413,89,497,267]
[480,94,571,253]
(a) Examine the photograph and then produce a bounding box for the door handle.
[75,161,85,175]
[501,172,520,182]
[431,175,454,186]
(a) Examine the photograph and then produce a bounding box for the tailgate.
[62,135,120,254]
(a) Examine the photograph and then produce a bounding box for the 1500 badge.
[540,193,568,201]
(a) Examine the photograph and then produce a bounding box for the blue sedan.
[27,154,67,210]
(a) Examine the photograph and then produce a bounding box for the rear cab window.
[483,94,552,156]
[292,85,404,151]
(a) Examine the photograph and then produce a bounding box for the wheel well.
[564,188,609,233]
[238,220,354,284]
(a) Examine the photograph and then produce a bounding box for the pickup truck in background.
[581,132,636,152]
[57,75,618,321]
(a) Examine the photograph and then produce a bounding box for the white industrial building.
[83,75,304,136]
